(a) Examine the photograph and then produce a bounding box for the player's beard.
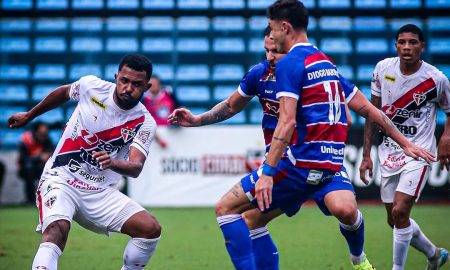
[114,89,144,110]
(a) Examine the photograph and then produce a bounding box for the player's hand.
[255,174,273,211]
[359,156,373,185]
[7,112,31,128]
[92,151,113,171]
[437,134,450,170]
[402,142,436,164]
[168,108,201,127]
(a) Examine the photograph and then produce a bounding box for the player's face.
[264,36,285,67]
[395,32,424,65]
[268,19,287,53]
[114,65,151,109]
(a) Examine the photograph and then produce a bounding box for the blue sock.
[339,209,365,263]
[217,214,256,270]
[250,227,279,270]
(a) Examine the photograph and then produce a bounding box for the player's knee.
[215,199,233,217]
[386,216,395,228]
[141,217,161,239]
[241,211,258,229]
[42,220,70,251]
[391,206,409,224]
[333,205,357,224]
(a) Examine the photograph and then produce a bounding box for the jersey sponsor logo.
[121,128,136,143]
[90,96,107,110]
[384,74,396,82]
[382,105,423,119]
[307,68,338,81]
[413,93,426,106]
[264,89,274,94]
[394,123,417,136]
[382,153,406,169]
[66,178,101,190]
[68,159,105,183]
[81,129,99,145]
[320,145,344,156]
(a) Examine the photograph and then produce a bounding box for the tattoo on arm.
[230,183,241,198]
[200,101,234,126]
[273,136,289,145]
[356,104,369,118]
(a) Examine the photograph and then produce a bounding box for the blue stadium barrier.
[71,18,103,31]
[0,65,30,80]
[34,108,65,124]
[357,65,375,81]
[0,129,25,148]
[49,130,62,145]
[107,0,138,9]
[359,85,372,99]
[142,17,175,32]
[247,0,273,9]
[436,65,450,77]
[318,0,351,9]
[353,17,386,32]
[320,16,352,31]
[175,85,210,102]
[390,0,421,9]
[177,0,209,9]
[32,85,58,101]
[320,38,353,54]
[106,37,138,52]
[249,16,267,32]
[107,17,139,32]
[248,38,264,53]
[213,38,245,53]
[249,107,263,124]
[69,64,102,80]
[104,64,117,81]
[0,84,28,102]
[153,64,174,80]
[213,85,236,102]
[212,17,245,32]
[356,38,388,54]
[71,37,103,52]
[177,16,209,31]
[0,37,30,53]
[33,65,66,80]
[37,0,68,10]
[355,0,386,9]
[176,38,209,53]
[349,110,361,126]
[212,65,244,81]
[309,38,317,46]
[428,17,450,31]
[34,37,66,52]
[65,106,77,120]
[212,0,244,9]
[309,17,317,31]
[220,111,246,124]
[390,18,423,30]
[143,0,175,9]
[437,109,447,125]
[0,106,27,123]
[429,38,450,54]
[142,38,174,53]
[186,107,208,115]
[0,19,32,32]
[302,0,316,8]
[176,65,209,81]
[36,18,68,32]
[2,0,32,10]
[337,65,354,80]
[72,0,103,9]
[426,0,450,8]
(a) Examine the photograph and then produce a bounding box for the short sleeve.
[69,75,99,102]
[275,58,302,100]
[130,114,156,157]
[371,62,382,97]
[436,74,450,113]
[338,73,357,102]
[238,64,262,97]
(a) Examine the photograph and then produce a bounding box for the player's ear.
[146,82,152,92]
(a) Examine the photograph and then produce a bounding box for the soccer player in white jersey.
[360,24,450,270]
[8,54,161,270]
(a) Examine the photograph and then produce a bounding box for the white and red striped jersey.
[42,75,156,189]
[371,57,450,176]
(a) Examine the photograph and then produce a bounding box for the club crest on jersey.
[81,129,99,145]
[121,128,136,143]
[413,93,426,106]
[384,75,396,83]
[91,96,107,110]
[137,130,151,144]
[45,195,57,209]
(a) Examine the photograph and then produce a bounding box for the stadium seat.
[357,65,375,81]
[320,38,353,54]
[2,0,32,10]
[177,16,209,32]
[65,106,77,120]
[0,106,27,123]
[425,0,450,8]
[152,64,174,80]
[356,38,388,54]
[143,0,175,9]
[249,16,267,32]
[213,38,245,53]
[212,0,244,9]
[429,38,450,54]
[390,18,423,30]
[213,85,236,102]
[49,130,62,144]
[320,16,352,31]
[220,111,246,124]
[33,65,66,80]
[353,17,386,32]
[106,37,138,52]
[318,0,350,9]
[249,107,263,124]
[0,129,25,148]
[142,17,174,32]
[34,108,65,124]
[72,0,103,9]
[71,18,103,31]
[309,17,317,31]
[71,37,103,52]
[176,38,209,53]
[142,38,174,53]
[107,0,138,9]
[428,17,450,31]
[175,85,210,103]
[212,65,244,81]
[0,65,30,80]
[390,0,421,8]
[0,19,32,32]
[0,84,28,101]
[337,65,354,80]
[176,65,209,81]
[247,0,273,9]
[436,65,450,77]
[302,0,316,8]
[104,64,117,81]
[248,38,264,53]
[34,37,66,52]
[213,17,245,32]
[177,0,209,9]
[69,64,102,80]
[436,109,447,125]
[0,37,30,53]
[359,85,372,99]
[107,17,139,32]
[32,84,58,101]
[36,0,68,10]
[36,18,68,31]
[354,0,386,9]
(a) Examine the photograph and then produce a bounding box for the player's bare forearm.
[110,159,144,178]
[28,85,71,120]
[199,100,234,126]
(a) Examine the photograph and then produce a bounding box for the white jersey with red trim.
[371,57,450,176]
[42,75,156,189]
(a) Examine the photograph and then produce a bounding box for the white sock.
[121,237,160,270]
[409,218,436,259]
[392,225,413,270]
[32,242,62,270]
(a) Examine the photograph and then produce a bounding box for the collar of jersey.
[289,42,313,53]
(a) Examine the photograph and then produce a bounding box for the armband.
[262,163,277,176]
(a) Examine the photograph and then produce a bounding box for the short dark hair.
[396,24,424,42]
[264,25,271,37]
[267,0,308,31]
[118,54,153,80]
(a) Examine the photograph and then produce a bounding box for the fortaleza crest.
[121,128,136,143]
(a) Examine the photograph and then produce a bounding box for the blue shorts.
[240,158,355,217]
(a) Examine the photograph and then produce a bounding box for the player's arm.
[437,113,450,170]
[8,84,71,128]
[93,146,146,178]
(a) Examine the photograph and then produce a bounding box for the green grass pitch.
[0,205,448,269]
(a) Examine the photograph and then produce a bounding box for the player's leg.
[242,208,283,270]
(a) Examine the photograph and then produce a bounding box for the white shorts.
[36,175,145,235]
[380,164,430,203]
